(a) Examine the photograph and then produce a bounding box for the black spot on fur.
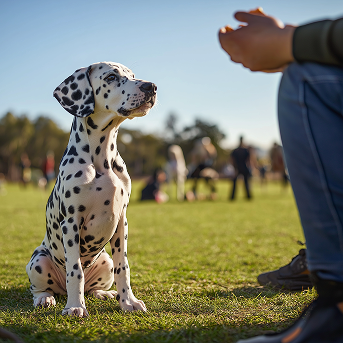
[78,205,86,212]
[75,170,83,178]
[73,186,80,194]
[67,146,78,156]
[94,237,104,244]
[87,117,98,130]
[85,235,95,243]
[35,266,42,274]
[82,144,89,153]
[72,90,82,101]
[62,97,74,106]
[61,202,66,216]
[77,73,85,80]
[112,160,123,172]
[64,75,75,85]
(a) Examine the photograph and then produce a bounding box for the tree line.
[0,112,230,180]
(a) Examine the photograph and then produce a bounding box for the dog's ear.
[53,66,95,117]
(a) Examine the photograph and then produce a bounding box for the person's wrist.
[281,25,296,64]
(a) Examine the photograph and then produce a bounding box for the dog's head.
[53,62,157,120]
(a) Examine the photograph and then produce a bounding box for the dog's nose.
[140,82,157,93]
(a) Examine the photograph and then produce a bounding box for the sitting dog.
[26,62,157,317]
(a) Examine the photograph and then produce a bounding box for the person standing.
[230,136,251,200]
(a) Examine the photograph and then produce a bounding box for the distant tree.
[0,113,69,180]
[165,112,180,143]
[0,112,34,179]
[118,128,166,177]
[26,116,69,170]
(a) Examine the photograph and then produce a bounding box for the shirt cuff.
[293,19,342,66]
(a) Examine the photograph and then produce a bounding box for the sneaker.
[257,249,312,291]
[236,298,343,342]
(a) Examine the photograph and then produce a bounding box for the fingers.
[249,7,267,16]
[219,25,234,34]
[234,11,260,23]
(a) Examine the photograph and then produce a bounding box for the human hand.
[218,8,295,72]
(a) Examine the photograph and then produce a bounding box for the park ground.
[0,179,316,342]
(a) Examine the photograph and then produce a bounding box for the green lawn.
[0,179,316,342]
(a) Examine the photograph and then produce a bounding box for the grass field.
[0,179,316,342]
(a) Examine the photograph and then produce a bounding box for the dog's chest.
[45,152,130,268]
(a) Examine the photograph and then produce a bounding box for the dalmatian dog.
[26,62,157,317]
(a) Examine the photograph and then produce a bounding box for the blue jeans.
[278,62,343,282]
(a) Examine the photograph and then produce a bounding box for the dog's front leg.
[60,218,89,317]
[110,209,146,312]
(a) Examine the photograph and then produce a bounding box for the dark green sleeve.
[293,18,343,66]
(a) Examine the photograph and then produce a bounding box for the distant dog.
[26,62,157,317]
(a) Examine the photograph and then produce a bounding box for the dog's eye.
[105,74,118,83]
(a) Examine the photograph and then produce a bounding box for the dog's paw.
[90,289,118,300]
[119,295,147,312]
[33,292,56,308]
[62,306,89,317]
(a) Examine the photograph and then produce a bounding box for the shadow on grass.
[196,285,292,301]
[0,286,296,343]
[1,321,292,343]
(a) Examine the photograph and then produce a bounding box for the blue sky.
[0,0,342,149]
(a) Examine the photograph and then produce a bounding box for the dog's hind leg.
[26,246,66,308]
[85,250,117,300]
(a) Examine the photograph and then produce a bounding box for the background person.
[230,136,252,200]
[219,8,343,343]
[165,145,188,202]
[20,153,31,187]
[140,167,169,203]
[42,151,55,189]
[188,137,218,200]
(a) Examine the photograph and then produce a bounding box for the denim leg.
[278,62,343,282]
